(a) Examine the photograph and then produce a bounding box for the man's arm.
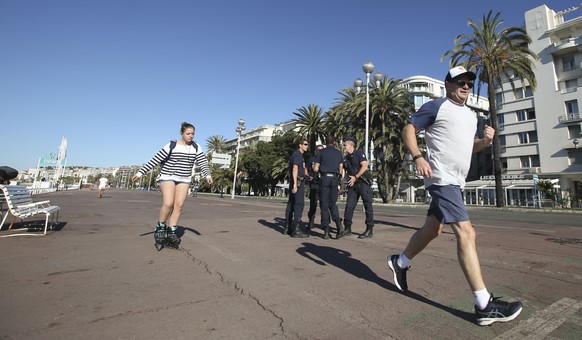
[473,125,495,153]
[292,165,299,193]
[402,123,432,178]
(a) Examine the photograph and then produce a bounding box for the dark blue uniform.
[315,145,344,238]
[343,149,374,236]
[285,150,306,234]
[306,155,320,226]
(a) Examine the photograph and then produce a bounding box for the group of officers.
[284,135,374,239]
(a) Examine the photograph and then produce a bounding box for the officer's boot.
[335,219,347,239]
[283,219,293,236]
[358,224,374,239]
[344,222,352,236]
[307,216,315,231]
[291,222,309,238]
[323,225,331,239]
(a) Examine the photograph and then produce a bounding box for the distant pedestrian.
[313,136,345,239]
[342,137,374,238]
[388,66,522,326]
[192,181,199,197]
[306,144,324,230]
[284,138,309,238]
[97,177,108,198]
[132,122,213,246]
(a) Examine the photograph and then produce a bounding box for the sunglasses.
[301,143,308,146]
[451,80,474,89]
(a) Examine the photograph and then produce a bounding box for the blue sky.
[1,0,578,171]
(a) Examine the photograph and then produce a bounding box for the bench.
[0,185,60,236]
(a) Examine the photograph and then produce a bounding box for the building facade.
[495,4,582,205]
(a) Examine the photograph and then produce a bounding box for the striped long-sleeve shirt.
[137,142,211,180]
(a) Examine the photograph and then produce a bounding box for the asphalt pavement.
[0,189,580,339]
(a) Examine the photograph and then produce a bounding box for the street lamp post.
[354,61,382,159]
[231,118,246,199]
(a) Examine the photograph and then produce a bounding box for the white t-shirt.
[409,97,477,189]
[98,178,109,189]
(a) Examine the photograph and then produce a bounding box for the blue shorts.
[427,185,469,224]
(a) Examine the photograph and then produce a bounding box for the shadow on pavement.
[258,218,286,234]
[296,242,474,323]
[138,226,201,238]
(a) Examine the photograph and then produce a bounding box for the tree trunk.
[487,81,505,207]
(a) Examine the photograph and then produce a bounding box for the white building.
[495,4,582,205]
[225,119,300,155]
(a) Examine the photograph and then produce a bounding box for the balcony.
[549,36,582,55]
[558,112,582,124]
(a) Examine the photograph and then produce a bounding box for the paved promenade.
[0,189,581,339]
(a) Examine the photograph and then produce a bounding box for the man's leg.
[343,187,359,226]
[403,214,443,260]
[319,178,331,229]
[307,186,318,224]
[284,190,295,235]
[389,214,441,292]
[450,220,486,291]
[292,183,308,238]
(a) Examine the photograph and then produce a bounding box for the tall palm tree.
[205,135,227,154]
[442,10,538,207]
[293,104,326,151]
[369,76,414,202]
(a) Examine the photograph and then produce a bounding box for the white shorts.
[157,174,191,185]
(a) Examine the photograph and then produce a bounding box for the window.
[566,100,579,114]
[516,109,536,121]
[568,152,579,165]
[498,113,505,125]
[518,131,538,144]
[568,125,582,139]
[516,110,526,121]
[527,109,536,120]
[565,78,578,91]
[520,155,540,168]
[563,55,575,71]
[515,86,533,99]
[495,92,503,108]
[499,135,506,146]
[516,88,524,100]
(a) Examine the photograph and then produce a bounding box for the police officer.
[284,138,310,238]
[307,144,324,230]
[342,137,374,238]
[314,135,345,239]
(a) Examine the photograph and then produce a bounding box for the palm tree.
[206,135,227,154]
[369,76,414,202]
[442,10,538,207]
[293,104,326,151]
[328,87,366,143]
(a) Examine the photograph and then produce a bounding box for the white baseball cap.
[445,66,476,81]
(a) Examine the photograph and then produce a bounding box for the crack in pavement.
[181,248,287,338]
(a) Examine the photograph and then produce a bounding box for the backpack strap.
[162,140,177,166]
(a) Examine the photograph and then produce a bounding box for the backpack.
[162,140,198,165]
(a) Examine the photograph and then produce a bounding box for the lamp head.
[362,61,374,74]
